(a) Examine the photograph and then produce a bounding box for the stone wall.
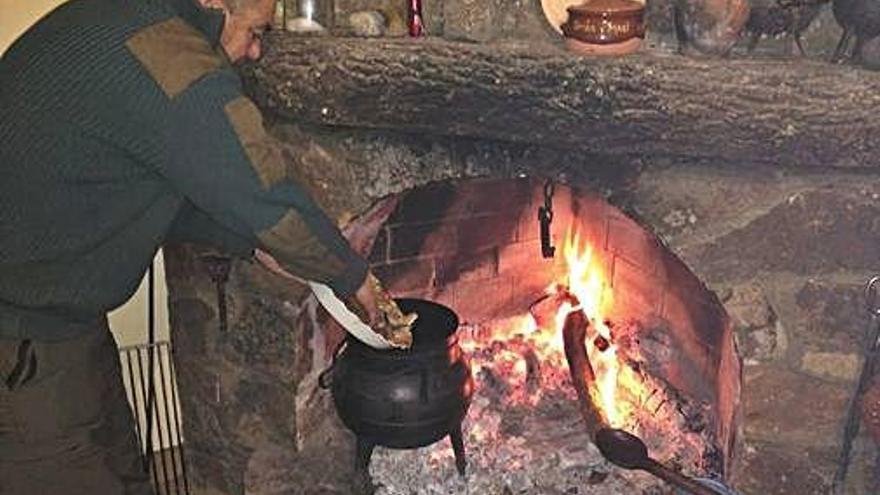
[630,165,880,495]
[165,118,880,494]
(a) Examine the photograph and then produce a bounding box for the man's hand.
[349,272,417,348]
[256,248,416,348]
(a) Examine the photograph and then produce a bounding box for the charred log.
[561,309,608,438]
[246,35,880,170]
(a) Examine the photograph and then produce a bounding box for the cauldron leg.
[353,437,376,495]
[449,425,467,476]
[355,436,375,471]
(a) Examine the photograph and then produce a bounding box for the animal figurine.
[744,0,830,56]
[674,0,752,56]
[832,0,880,62]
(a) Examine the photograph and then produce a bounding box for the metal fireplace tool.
[833,275,880,494]
[118,259,194,495]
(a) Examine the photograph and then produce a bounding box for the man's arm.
[124,18,412,345]
[160,69,416,344]
[165,200,257,257]
[159,69,367,297]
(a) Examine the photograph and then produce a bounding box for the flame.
[558,228,647,428]
[457,227,651,426]
[445,227,711,471]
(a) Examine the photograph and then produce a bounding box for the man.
[0,0,409,493]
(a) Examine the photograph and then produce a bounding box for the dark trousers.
[0,323,153,495]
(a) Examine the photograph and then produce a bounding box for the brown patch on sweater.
[224,97,287,189]
[126,17,224,98]
[257,210,346,283]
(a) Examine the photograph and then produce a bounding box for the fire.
[458,227,651,426]
[558,228,648,428]
[442,227,715,476]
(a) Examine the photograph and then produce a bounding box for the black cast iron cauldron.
[320,298,474,480]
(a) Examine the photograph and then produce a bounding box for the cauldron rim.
[345,298,459,355]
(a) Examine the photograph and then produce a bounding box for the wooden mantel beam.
[246,35,880,169]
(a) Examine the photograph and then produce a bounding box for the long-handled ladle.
[594,428,727,495]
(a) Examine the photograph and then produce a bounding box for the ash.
[370,316,712,495]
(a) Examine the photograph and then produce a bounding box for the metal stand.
[352,428,468,494]
[833,275,880,494]
[354,437,377,495]
[449,425,467,476]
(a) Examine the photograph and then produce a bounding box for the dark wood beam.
[246,35,880,169]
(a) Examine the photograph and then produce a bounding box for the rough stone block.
[735,441,836,495]
[724,283,775,330]
[795,278,874,353]
[333,0,408,36]
[442,0,561,45]
[691,189,880,283]
[167,297,215,354]
[722,282,788,362]
[348,10,387,37]
[736,322,787,364]
[800,351,861,382]
[743,365,849,448]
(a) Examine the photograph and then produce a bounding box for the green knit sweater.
[0,0,367,340]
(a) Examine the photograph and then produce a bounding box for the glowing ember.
[447,225,719,479]
[458,227,648,426]
[458,227,686,441]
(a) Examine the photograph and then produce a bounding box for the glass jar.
[283,0,334,33]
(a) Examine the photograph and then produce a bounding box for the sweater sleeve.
[165,200,257,257]
[158,69,367,297]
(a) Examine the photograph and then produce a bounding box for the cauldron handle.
[318,341,347,389]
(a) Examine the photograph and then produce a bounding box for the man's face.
[209,0,275,63]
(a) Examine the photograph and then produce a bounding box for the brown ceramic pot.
[561,0,646,45]
[561,0,646,55]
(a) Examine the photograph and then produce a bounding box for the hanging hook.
[200,255,232,334]
[865,275,880,318]
[538,180,556,258]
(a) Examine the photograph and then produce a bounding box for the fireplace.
[301,177,738,494]
[164,149,880,495]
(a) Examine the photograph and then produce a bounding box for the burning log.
[559,303,729,495]
[561,308,609,438]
